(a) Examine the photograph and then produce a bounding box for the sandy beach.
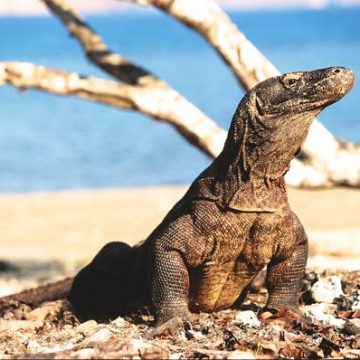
[0,185,359,272]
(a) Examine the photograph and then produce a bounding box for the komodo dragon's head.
[252,67,354,117]
[208,67,355,211]
[224,67,354,178]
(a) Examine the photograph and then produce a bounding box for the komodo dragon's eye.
[287,78,297,86]
[282,73,302,88]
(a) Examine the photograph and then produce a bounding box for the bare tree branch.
[0,61,226,157]
[44,0,352,187]
[42,0,151,85]
[127,0,360,187]
[0,61,324,187]
[0,62,138,109]
[298,121,360,187]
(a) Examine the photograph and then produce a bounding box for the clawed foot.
[145,316,186,338]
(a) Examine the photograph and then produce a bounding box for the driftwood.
[1,0,359,187]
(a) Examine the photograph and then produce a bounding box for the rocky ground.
[0,187,358,358]
[0,261,359,359]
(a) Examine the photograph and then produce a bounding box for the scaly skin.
[0,67,355,329]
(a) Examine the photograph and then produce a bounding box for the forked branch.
[38,0,227,157]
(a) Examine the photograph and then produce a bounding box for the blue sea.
[0,8,359,192]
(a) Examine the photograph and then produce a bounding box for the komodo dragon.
[0,67,355,332]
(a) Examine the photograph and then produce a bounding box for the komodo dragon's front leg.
[266,213,308,313]
[151,247,191,326]
[149,217,200,331]
[148,210,212,334]
[146,240,193,337]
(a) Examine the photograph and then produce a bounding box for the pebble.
[44,342,76,354]
[311,276,343,303]
[27,339,42,352]
[303,303,345,328]
[111,316,126,328]
[81,327,112,345]
[185,328,206,341]
[76,320,99,337]
[228,350,256,359]
[268,325,285,341]
[351,290,360,310]
[71,348,97,358]
[234,310,261,328]
[343,319,360,335]
[169,353,182,360]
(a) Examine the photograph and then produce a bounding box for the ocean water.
[0,8,359,192]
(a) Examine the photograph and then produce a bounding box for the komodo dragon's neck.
[191,93,316,212]
[190,64,357,213]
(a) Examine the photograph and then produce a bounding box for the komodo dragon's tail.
[0,277,73,316]
[0,241,143,318]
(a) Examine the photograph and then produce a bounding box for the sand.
[0,185,359,270]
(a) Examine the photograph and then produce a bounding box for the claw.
[145,316,184,338]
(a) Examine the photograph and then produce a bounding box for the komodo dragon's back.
[1,67,355,330]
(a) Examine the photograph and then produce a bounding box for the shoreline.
[0,185,359,270]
